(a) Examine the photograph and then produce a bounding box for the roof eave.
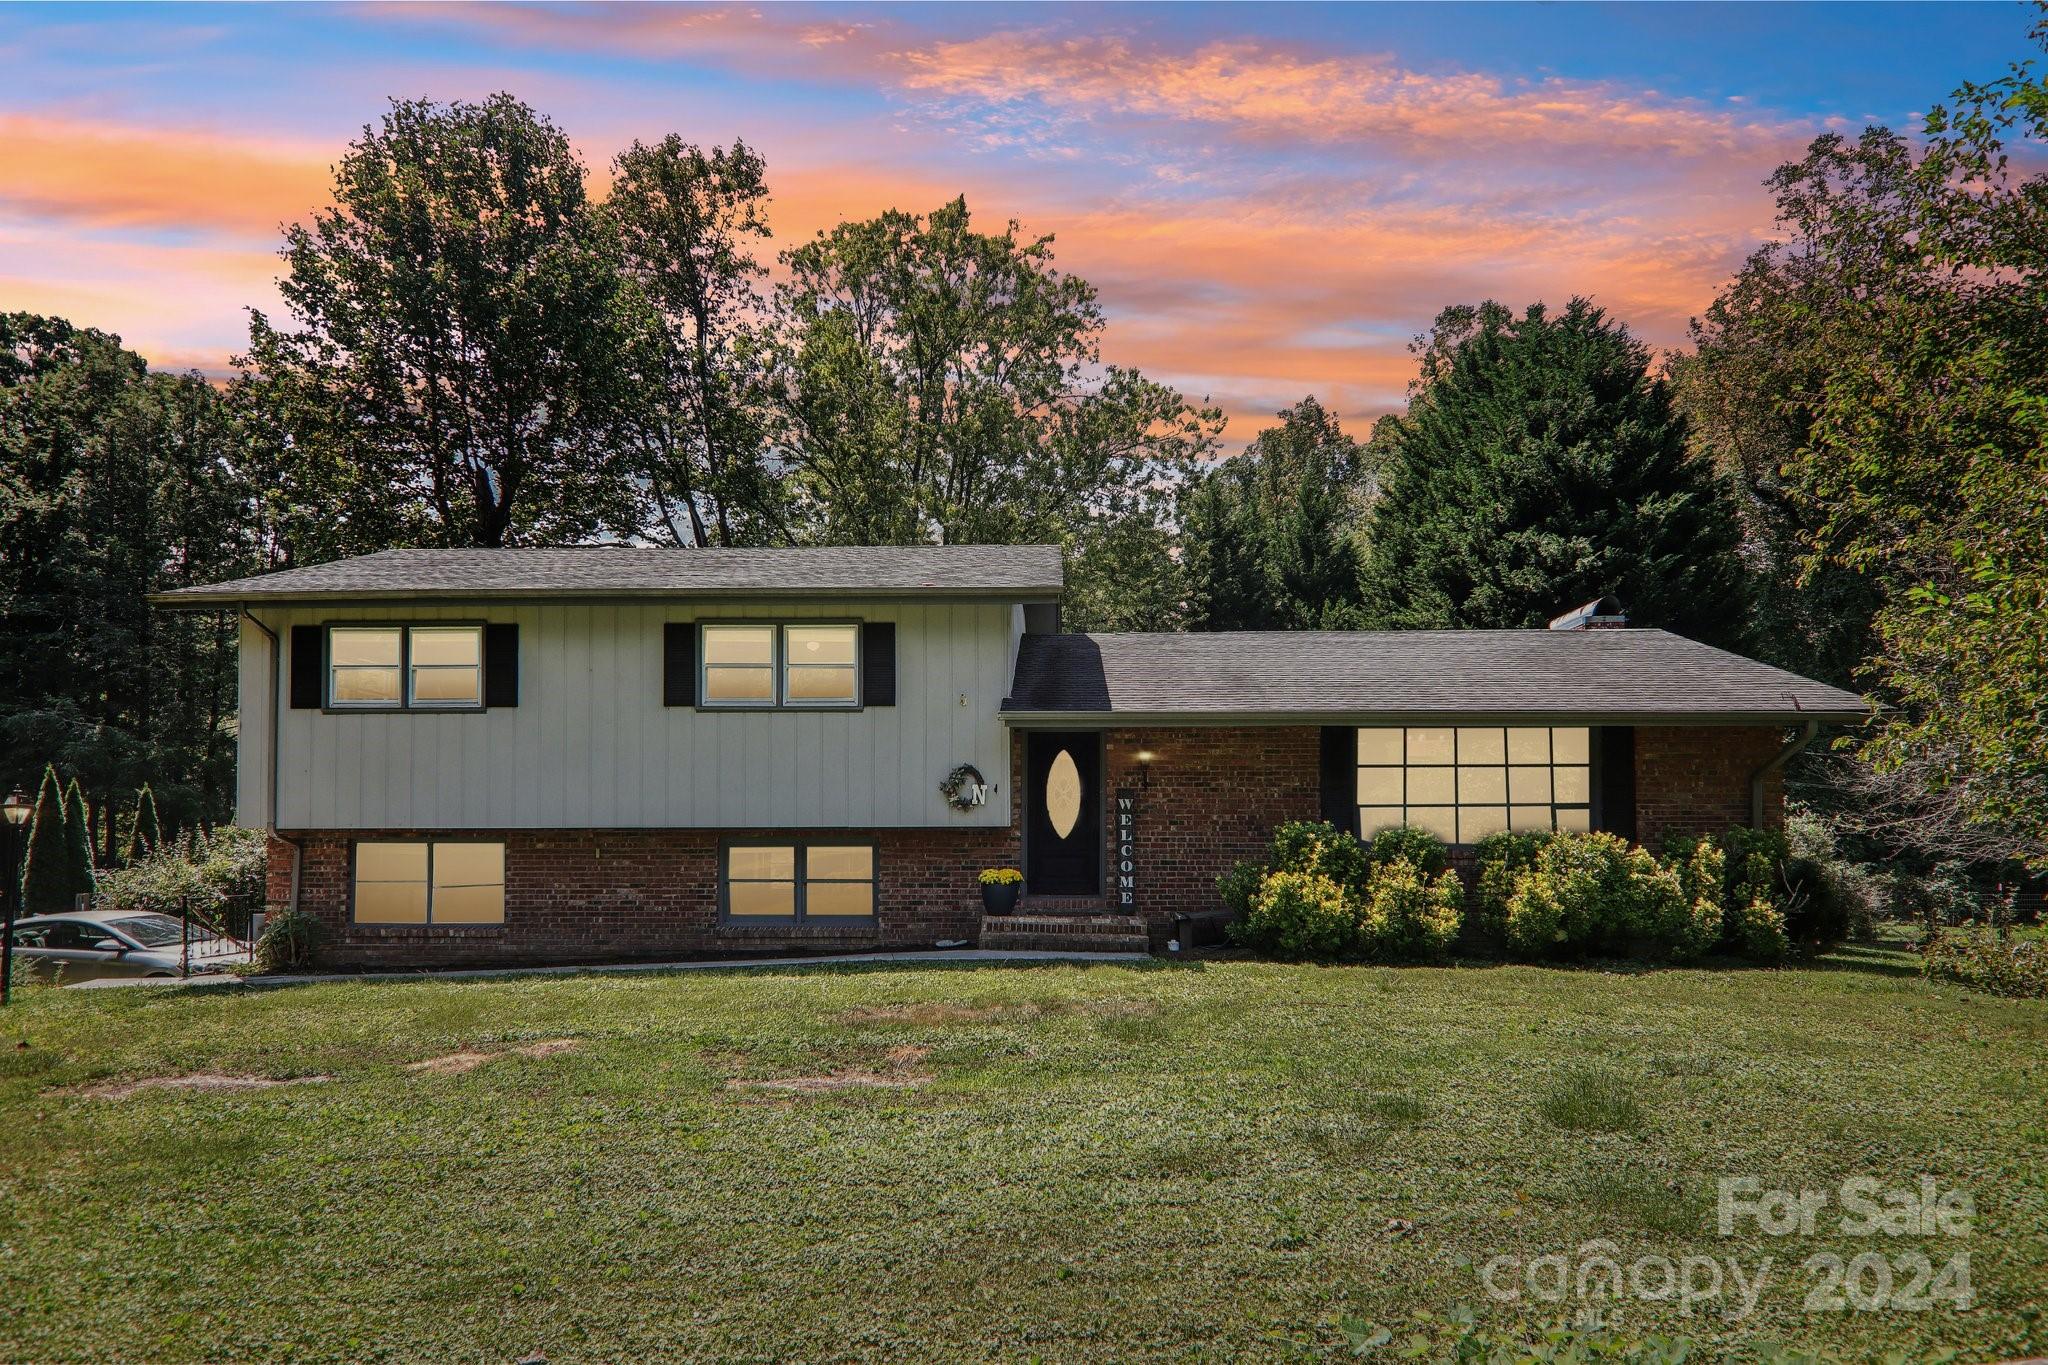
[999,707,1869,727]
[152,584,1064,609]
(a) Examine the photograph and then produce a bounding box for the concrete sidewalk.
[67,947,1154,991]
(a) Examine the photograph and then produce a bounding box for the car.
[6,910,249,983]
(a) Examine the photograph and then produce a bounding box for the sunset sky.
[0,1,2030,443]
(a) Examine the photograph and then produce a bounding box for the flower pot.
[981,883,1021,916]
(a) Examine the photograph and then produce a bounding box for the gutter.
[1750,720,1821,829]
[238,607,303,918]
[999,710,1870,729]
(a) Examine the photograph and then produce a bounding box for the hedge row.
[1222,822,1857,965]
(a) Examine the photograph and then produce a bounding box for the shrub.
[1363,825,1449,878]
[1217,857,1265,919]
[1243,869,1353,960]
[1268,820,1372,889]
[1356,856,1463,961]
[98,825,268,937]
[1730,894,1790,963]
[1504,831,1699,961]
[254,906,326,972]
[1923,928,2047,999]
[1472,829,1553,944]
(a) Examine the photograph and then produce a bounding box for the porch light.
[1,790,27,827]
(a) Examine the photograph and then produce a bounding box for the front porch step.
[979,912,1150,954]
[1019,895,1115,915]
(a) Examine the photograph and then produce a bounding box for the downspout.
[1750,719,1820,830]
[240,607,303,915]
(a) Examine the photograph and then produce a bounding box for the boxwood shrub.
[1227,821,1461,961]
[1502,830,1711,962]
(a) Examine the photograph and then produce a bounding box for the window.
[353,841,505,925]
[1356,727,1591,845]
[699,623,859,708]
[327,625,482,709]
[721,840,876,921]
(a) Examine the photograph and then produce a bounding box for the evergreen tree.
[18,765,70,913]
[1362,300,1747,642]
[128,783,163,861]
[1182,397,1369,630]
[62,778,96,903]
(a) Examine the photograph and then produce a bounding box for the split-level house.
[156,544,1867,966]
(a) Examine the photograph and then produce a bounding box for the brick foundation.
[270,826,1015,969]
[1633,725,1788,851]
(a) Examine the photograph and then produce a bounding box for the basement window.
[720,840,876,921]
[1355,727,1591,845]
[353,840,505,925]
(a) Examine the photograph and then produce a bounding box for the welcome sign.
[1114,787,1137,909]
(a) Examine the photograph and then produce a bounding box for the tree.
[768,196,1221,546]
[129,784,164,861]
[1703,24,2048,866]
[1062,511,1186,632]
[606,136,782,546]
[1,314,258,845]
[62,778,95,902]
[1361,300,1747,642]
[19,766,70,913]
[1182,397,1370,630]
[242,94,640,555]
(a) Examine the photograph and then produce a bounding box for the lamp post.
[2,788,31,1006]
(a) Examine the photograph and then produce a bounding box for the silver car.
[7,910,249,983]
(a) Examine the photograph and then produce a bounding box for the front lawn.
[1,948,2043,1362]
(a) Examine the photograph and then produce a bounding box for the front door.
[1025,731,1101,896]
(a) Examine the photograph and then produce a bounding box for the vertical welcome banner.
[1114,788,1137,910]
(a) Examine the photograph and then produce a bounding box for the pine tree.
[1363,300,1748,643]
[18,765,70,913]
[62,778,96,905]
[128,783,164,861]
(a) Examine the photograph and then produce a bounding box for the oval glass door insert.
[1045,749,1083,839]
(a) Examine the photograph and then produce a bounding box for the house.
[155,545,1867,965]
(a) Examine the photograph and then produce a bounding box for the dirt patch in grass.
[74,1073,333,1100]
[405,1039,581,1076]
[726,1072,929,1094]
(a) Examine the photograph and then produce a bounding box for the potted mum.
[978,867,1023,916]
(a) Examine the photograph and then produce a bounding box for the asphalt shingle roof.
[1003,630,1867,723]
[155,544,1065,603]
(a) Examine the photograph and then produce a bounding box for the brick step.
[980,930,1152,954]
[980,912,1150,955]
[1020,895,1115,915]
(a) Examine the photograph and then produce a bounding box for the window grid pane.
[724,843,875,920]
[1355,726,1597,846]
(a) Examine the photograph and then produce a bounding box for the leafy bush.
[98,825,268,937]
[254,906,326,972]
[1503,831,1701,962]
[1363,825,1450,878]
[1730,894,1790,962]
[1356,856,1463,961]
[1665,826,1843,960]
[1922,928,2047,999]
[1471,830,1552,945]
[1217,857,1265,919]
[1243,869,1354,960]
[1269,820,1373,889]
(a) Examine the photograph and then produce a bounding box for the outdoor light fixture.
[2,788,30,1007]
[1135,749,1157,788]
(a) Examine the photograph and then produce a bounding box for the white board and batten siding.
[238,599,1020,831]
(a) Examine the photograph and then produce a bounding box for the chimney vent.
[1548,595,1628,631]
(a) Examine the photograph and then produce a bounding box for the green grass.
[1,948,2044,1363]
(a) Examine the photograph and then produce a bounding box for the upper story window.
[700,623,858,708]
[1356,726,1591,846]
[328,625,482,710]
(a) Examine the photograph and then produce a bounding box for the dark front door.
[1025,731,1101,896]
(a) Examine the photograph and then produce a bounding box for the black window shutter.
[483,624,519,707]
[663,623,696,707]
[861,622,897,707]
[289,625,323,709]
[1594,726,1637,841]
[1318,726,1355,833]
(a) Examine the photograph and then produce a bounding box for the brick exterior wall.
[1099,727,1323,926]
[261,722,1790,966]
[1633,725,1788,850]
[269,826,1015,969]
